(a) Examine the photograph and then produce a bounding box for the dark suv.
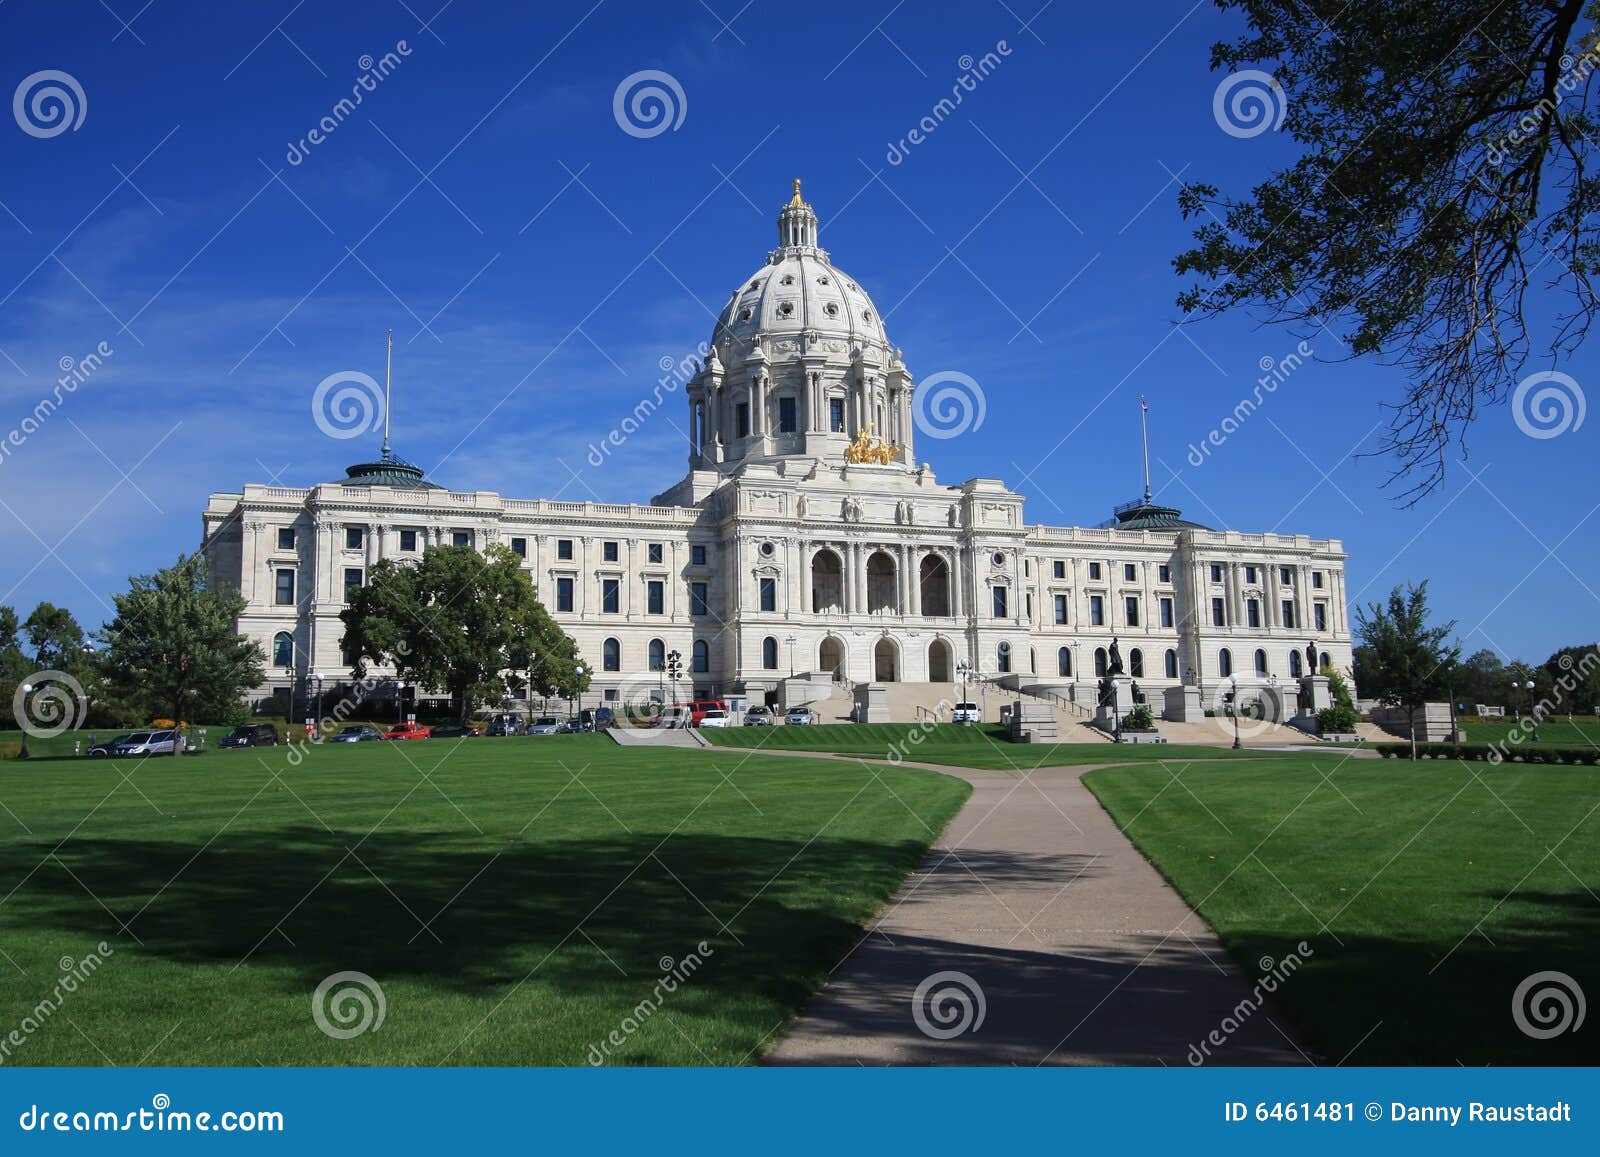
[220,723,280,749]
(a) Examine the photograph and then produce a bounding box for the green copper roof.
[1111,500,1211,532]
[334,451,442,490]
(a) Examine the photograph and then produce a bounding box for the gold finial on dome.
[790,178,805,207]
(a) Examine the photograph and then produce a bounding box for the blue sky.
[0,0,1593,663]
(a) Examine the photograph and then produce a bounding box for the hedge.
[1373,742,1599,764]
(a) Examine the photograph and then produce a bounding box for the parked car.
[697,709,732,728]
[576,707,616,732]
[951,701,981,724]
[219,723,280,749]
[330,725,385,743]
[743,706,775,726]
[112,729,181,756]
[486,714,524,736]
[687,700,728,727]
[383,722,431,741]
[784,706,815,726]
[655,706,690,729]
[526,717,565,736]
[430,722,481,738]
[87,734,132,758]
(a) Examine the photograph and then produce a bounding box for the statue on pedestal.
[1306,639,1318,675]
[1107,636,1124,677]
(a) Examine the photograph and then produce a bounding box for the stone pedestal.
[1094,676,1136,732]
[1007,700,1060,743]
[1290,674,1332,734]
[854,683,891,724]
[1163,684,1203,723]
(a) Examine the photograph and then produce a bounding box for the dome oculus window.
[739,307,753,321]
[824,302,839,317]
[759,541,776,557]
[862,309,873,321]
[780,274,795,285]
[992,551,1006,567]
[818,275,830,285]
[776,301,795,318]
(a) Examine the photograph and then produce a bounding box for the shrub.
[1122,705,1156,732]
[1317,704,1361,733]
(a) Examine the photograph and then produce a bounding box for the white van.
[951,701,981,724]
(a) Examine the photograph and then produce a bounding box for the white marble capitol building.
[202,183,1353,722]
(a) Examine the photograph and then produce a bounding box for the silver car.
[526,717,565,736]
[113,729,182,756]
[743,706,775,726]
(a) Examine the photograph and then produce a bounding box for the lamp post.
[1523,677,1538,741]
[572,665,586,727]
[956,658,972,723]
[1231,676,1242,750]
[397,681,407,725]
[785,634,796,677]
[312,672,325,742]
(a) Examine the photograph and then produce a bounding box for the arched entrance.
[873,637,899,682]
[928,637,953,683]
[818,636,846,680]
[866,550,899,614]
[919,554,951,616]
[811,548,844,613]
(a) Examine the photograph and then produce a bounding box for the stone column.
[800,541,812,615]
[909,547,921,617]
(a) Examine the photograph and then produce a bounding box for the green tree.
[341,545,586,722]
[97,554,266,752]
[1543,642,1600,715]
[23,602,87,673]
[1176,1,1600,500]
[1354,581,1462,758]
[1456,649,1513,712]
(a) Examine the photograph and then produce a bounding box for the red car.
[383,722,431,741]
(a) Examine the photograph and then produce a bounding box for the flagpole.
[1139,395,1152,505]
[382,328,392,460]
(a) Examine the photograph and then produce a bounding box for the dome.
[710,180,892,354]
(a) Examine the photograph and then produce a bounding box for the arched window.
[1058,646,1072,677]
[1254,648,1269,675]
[692,639,709,673]
[1319,651,1331,671]
[1289,650,1303,678]
[996,642,1012,673]
[648,639,665,671]
[762,636,778,670]
[1094,647,1107,677]
[603,638,621,672]
[1219,648,1233,678]
[1164,649,1178,679]
[1029,647,1037,674]
[1129,648,1144,678]
[272,632,293,668]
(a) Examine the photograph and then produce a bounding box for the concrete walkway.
[763,757,1310,1066]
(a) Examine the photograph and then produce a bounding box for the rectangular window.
[690,582,709,616]
[1124,596,1140,627]
[1160,597,1174,628]
[829,397,845,432]
[1313,571,1325,589]
[759,577,776,612]
[510,537,526,558]
[603,541,619,563]
[1089,562,1102,580]
[647,580,664,615]
[274,568,295,606]
[992,586,1008,618]
[452,531,470,547]
[1158,564,1171,583]
[277,528,295,551]
[1245,565,1258,584]
[778,396,797,433]
[1123,563,1137,582]
[399,529,417,552]
[602,578,620,614]
[557,539,573,560]
[1054,594,1068,625]
[1210,564,1224,583]
[556,577,574,613]
[345,526,364,550]
[1314,603,1327,632]
[1282,599,1297,629]
[1090,595,1104,627]
[1247,601,1261,628]
[736,403,749,439]
[691,545,707,566]
[1211,597,1226,627]
[1052,560,1066,580]
[343,568,363,600]
[1280,566,1294,585]
[648,543,663,565]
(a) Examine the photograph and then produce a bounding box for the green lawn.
[701,722,1279,768]
[1456,718,1598,748]
[0,735,968,1065]
[1082,757,1600,1064]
